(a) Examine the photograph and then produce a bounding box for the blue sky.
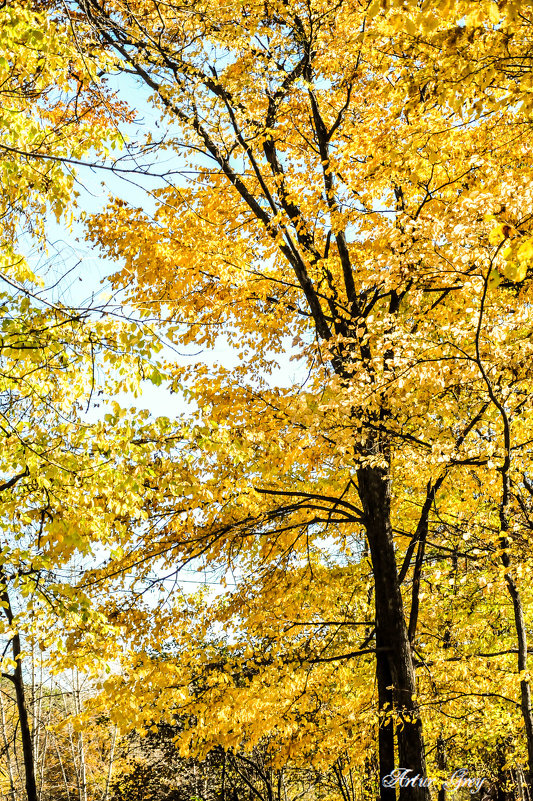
[24,75,301,594]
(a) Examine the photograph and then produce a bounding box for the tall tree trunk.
[357,464,429,801]
[1,580,38,801]
[11,632,38,801]
[73,671,88,801]
[503,569,533,790]
[376,647,395,801]
[476,272,533,795]
[0,682,17,801]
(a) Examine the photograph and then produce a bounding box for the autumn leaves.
[2,0,533,799]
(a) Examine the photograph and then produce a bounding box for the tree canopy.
[5,1,533,799]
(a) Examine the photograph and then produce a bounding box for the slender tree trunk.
[436,734,447,801]
[73,672,87,801]
[333,759,352,801]
[475,273,533,795]
[54,739,72,801]
[0,684,17,801]
[516,766,527,801]
[103,724,117,801]
[221,751,226,801]
[64,688,84,801]
[0,579,38,801]
[503,569,533,788]
[38,703,51,800]
[31,644,36,779]
[357,464,429,801]
[11,631,38,801]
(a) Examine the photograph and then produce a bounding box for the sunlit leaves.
[61,0,533,788]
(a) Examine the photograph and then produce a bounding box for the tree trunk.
[1,579,38,801]
[12,631,38,801]
[357,464,429,801]
[103,724,117,801]
[0,682,17,801]
[503,570,533,793]
[376,647,395,801]
[73,671,88,801]
[437,734,447,801]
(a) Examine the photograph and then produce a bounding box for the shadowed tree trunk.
[358,465,429,801]
[0,577,38,801]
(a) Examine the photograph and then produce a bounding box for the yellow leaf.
[502,260,527,283]
[487,267,501,290]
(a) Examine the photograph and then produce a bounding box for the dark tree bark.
[376,646,396,801]
[12,633,38,801]
[437,734,447,801]
[358,464,429,801]
[0,579,38,801]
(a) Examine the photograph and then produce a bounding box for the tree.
[0,666,120,801]
[0,0,129,273]
[108,723,342,801]
[63,0,533,798]
[0,4,173,799]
